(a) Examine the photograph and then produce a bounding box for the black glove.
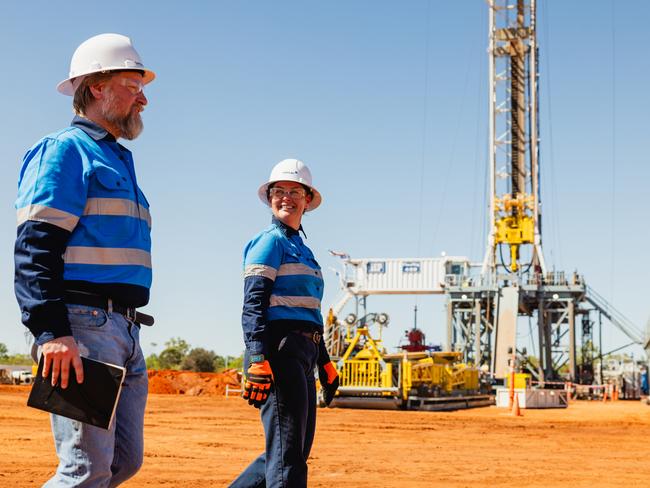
[318,361,339,406]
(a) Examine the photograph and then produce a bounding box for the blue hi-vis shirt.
[14,116,151,343]
[242,218,324,357]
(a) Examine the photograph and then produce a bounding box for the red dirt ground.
[1,381,649,487]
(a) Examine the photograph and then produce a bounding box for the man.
[14,33,155,486]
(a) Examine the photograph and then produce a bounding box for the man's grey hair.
[72,72,114,116]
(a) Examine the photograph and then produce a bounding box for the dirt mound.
[148,369,241,396]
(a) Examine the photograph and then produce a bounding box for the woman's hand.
[318,361,339,406]
[242,360,274,408]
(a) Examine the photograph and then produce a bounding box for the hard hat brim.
[56,68,156,96]
[257,181,322,212]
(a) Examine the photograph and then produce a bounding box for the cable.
[497,242,533,275]
[430,11,479,253]
[498,243,514,274]
[414,0,433,311]
[540,0,562,269]
[528,315,537,357]
[609,0,617,329]
[471,5,488,261]
[415,0,432,261]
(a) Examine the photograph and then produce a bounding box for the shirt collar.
[71,115,116,142]
[271,216,306,238]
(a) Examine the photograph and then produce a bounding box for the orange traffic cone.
[512,393,522,417]
[602,386,608,402]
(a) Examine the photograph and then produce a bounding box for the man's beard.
[100,88,144,140]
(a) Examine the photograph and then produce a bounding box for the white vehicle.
[11,370,33,385]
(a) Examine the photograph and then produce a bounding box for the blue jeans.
[42,304,148,487]
[230,332,319,488]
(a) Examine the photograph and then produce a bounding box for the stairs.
[584,285,646,347]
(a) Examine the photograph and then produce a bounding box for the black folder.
[27,355,125,429]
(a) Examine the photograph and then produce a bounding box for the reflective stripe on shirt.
[277,263,322,278]
[16,204,79,232]
[244,264,277,281]
[269,295,321,309]
[83,198,152,228]
[64,246,152,268]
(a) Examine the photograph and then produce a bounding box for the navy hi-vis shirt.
[242,218,329,363]
[14,116,152,344]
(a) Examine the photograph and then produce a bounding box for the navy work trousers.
[230,332,319,488]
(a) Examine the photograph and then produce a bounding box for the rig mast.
[446,0,646,383]
[482,0,546,277]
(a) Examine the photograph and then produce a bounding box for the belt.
[64,290,155,326]
[293,329,321,344]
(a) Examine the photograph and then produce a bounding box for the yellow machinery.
[506,372,532,389]
[494,194,535,272]
[402,351,480,396]
[327,314,491,411]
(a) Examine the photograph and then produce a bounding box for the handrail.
[585,285,644,345]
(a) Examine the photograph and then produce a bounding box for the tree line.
[0,343,31,365]
[0,340,243,373]
[145,338,244,373]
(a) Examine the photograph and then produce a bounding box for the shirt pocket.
[91,167,139,239]
[302,249,322,277]
[284,251,301,264]
[94,166,133,196]
[308,256,321,271]
[282,241,301,263]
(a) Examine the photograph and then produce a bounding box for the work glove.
[318,361,339,406]
[243,360,274,408]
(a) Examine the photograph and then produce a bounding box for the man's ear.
[89,82,107,100]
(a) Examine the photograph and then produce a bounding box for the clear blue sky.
[1,1,648,360]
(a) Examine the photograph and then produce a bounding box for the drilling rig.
[446,0,647,385]
[324,0,648,403]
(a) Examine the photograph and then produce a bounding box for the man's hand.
[41,336,84,389]
[318,361,339,406]
[242,360,273,408]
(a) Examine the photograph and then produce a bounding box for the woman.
[230,158,339,488]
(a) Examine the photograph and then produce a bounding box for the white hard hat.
[57,33,155,96]
[258,159,322,211]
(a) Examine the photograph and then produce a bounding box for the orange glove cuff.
[323,361,338,384]
[248,360,273,379]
